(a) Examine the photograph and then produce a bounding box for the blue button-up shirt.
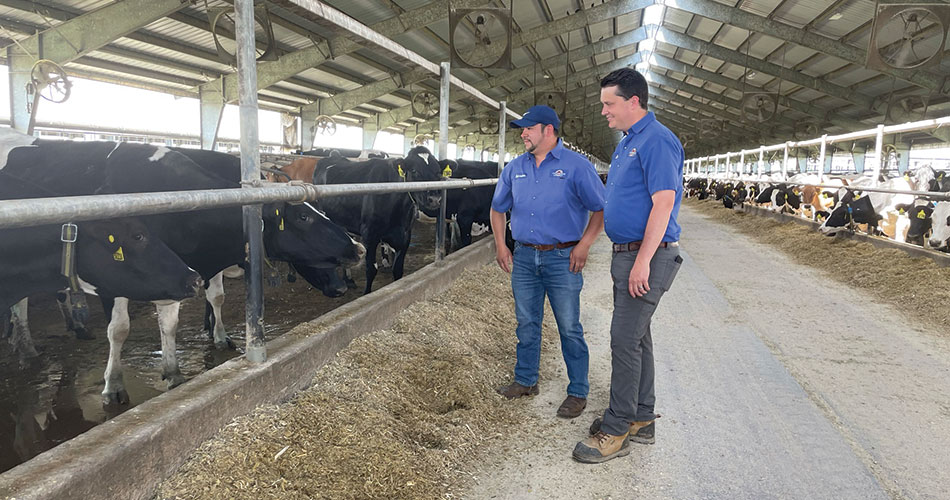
[604,112,684,243]
[491,139,605,245]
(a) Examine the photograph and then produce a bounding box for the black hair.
[600,68,648,109]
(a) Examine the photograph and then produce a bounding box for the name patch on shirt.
[514,173,527,179]
[551,169,566,179]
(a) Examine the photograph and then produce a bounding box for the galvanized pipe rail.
[719,179,950,202]
[0,179,498,229]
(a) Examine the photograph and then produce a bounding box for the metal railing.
[685,115,950,186]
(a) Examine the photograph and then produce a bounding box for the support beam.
[362,120,378,151]
[200,82,225,150]
[660,0,945,92]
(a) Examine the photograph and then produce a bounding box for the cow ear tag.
[899,208,905,214]
[918,210,927,219]
[108,235,115,243]
[113,247,125,262]
[442,166,452,177]
[398,165,406,178]
[276,209,284,231]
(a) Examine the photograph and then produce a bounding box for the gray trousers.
[601,245,682,436]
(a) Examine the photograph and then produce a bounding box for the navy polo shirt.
[604,112,684,243]
[491,139,605,245]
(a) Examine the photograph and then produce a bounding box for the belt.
[612,241,679,253]
[520,240,579,251]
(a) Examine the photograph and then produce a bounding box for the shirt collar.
[626,111,656,136]
[549,138,565,160]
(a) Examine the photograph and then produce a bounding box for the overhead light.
[746,71,757,79]
[829,12,843,21]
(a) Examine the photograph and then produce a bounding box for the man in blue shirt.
[489,105,606,419]
[573,68,684,463]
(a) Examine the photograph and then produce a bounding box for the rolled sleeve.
[643,135,684,195]
[491,166,513,212]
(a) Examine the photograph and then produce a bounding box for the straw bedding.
[155,264,557,500]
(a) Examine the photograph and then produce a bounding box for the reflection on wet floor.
[0,220,472,473]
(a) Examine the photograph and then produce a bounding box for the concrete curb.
[735,204,950,267]
[0,238,497,500]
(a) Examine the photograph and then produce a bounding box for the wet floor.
[0,219,479,473]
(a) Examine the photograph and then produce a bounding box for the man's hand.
[569,242,591,273]
[628,259,650,297]
[496,245,513,273]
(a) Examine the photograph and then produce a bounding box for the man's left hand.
[569,243,591,273]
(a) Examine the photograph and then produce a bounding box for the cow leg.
[361,237,380,295]
[448,219,460,253]
[102,297,131,405]
[55,289,94,340]
[342,267,357,289]
[457,213,475,247]
[8,299,39,363]
[155,301,185,389]
[205,272,233,349]
[379,243,395,270]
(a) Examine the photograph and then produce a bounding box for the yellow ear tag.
[113,247,125,262]
[899,208,905,214]
[108,235,115,243]
[853,193,860,199]
[442,166,452,177]
[279,218,284,231]
[793,189,800,195]
[398,165,405,178]
[917,210,927,219]
[904,173,910,180]
[822,192,829,198]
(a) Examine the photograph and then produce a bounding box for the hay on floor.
[155,264,558,500]
[685,198,950,333]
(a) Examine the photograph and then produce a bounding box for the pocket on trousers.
[659,254,683,291]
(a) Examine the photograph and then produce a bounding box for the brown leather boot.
[589,415,657,444]
[496,381,539,399]
[572,430,630,464]
[556,396,587,418]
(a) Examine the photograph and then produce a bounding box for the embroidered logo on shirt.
[551,169,566,179]
[514,173,527,179]
[628,148,638,157]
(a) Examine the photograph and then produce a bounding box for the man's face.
[520,123,550,153]
[601,86,638,131]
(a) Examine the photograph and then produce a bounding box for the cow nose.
[929,238,943,249]
[355,242,367,260]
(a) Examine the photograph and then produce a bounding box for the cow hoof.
[102,389,130,406]
[74,327,95,340]
[214,336,236,350]
[163,372,186,389]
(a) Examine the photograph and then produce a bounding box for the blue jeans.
[510,242,589,398]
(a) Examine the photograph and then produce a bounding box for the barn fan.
[449,7,512,70]
[886,94,929,123]
[412,134,432,146]
[741,93,778,123]
[314,115,336,136]
[794,122,822,141]
[866,3,950,71]
[882,143,901,170]
[281,113,297,149]
[30,59,71,104]
[679,132,695,149]
[538,92,567,116]
[562,117,582,137]
[410,91,439,119]
[208,6,277,65]
[699,119,723,140]
[478,115,499,135]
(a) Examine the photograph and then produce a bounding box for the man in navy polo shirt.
[489,105,605,419]
[573,68,684,463]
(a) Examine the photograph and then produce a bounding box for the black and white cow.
[1,129,364,403]
[313,146,444,294]
[0,172,202,362]
[928,202,950,251]
[435,159,497,250]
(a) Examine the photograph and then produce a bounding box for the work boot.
[589,415,657,445]
[556,396,587,418]
[496,381,539,399]
[572,430,630,464]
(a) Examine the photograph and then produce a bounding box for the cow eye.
[133,233,145,242]
[298,213,310,222]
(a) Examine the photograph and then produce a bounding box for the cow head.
[261,202,366,296]
[288,263,349,298]
[78,217,202,301]
[400,146,444,213]
[897,202,934,245]
[927,202,950,251]
[819,192,877,236]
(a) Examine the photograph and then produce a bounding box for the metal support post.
[783,142,790,178]
[362,119,378,151]
[498,101,507,176]
[758,146,765,176]
[7,44,36,134]
[301,109,319,152]
[872,124,885,186]
[435,61,450,261]
[199,82,225,150]
[817,134,828,183]
[235,0,265,363]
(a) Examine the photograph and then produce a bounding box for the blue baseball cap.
[510,105,561,131]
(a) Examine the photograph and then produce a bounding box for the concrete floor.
[469,204,950,500]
